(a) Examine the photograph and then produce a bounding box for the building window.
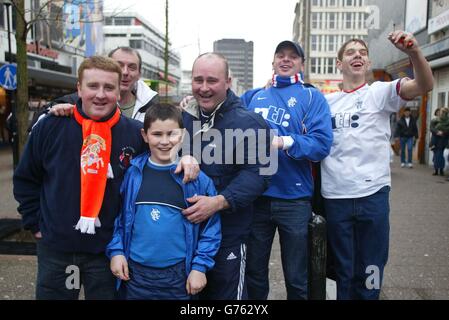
[114,17,132,26]
[0,4,5,30]
[311,12,319,29]
[311,58,317,74]
[328,12,336,29]
[344,13,353,29]
[345,0,354,6]
[328,35,337,52]
[312,0,320,6]
[328,0,337,6]
[129,39,142,49]
[326,58,336,74]
[311,58,323,74]
[437,92,447,109]
[311,35,318,51]
[359,12,365,29]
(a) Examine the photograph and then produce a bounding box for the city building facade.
[0,0,105,105]
[366,0,449,165]
[293,0,368,93]
[103,11,181,99]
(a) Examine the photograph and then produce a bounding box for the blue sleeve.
[13,119,46,234]
[240,87,264,108]
[105,210,125,259]
[286,90,333,161]
[191,174,221,273]
[105,170,134,259]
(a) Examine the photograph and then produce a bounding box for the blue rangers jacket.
[106,152,221,288]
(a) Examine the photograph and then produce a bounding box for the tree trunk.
[163,0,169,102]
[14,0,29,158]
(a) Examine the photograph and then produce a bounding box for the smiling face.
[110,49,141,95]
[77,68,120,120]
[272,47,304,77]
[142,119,184,165]
[191,54,231,113]
[337,41,371,78]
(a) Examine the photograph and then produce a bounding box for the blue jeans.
[324,186,390,300]
[246,196,311,300]
[400,137,413,164]
[36,241,116,300]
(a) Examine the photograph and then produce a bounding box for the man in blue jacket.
[181,52,272,300]
[242,41,333,300]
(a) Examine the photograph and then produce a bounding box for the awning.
[28,66,77,90]
[158,71,177,84]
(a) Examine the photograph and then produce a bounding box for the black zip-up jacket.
[395,115,419,139]
[182,89,272,247]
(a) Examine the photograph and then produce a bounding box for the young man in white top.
[321,30,433,300]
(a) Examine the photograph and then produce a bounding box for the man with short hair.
[181,52,271,300]
[321,31,433,300]
[395,106,418,168]
[242,41,333,300]
[13,56,147,299]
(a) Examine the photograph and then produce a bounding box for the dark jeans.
[400,137,413,164]
[246,196,311,300]
[36,241,116,300]
[123,259,190,300]
[324,186,390,300]
[433,147,445,170]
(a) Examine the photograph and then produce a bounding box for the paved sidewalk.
[1,145,449,300]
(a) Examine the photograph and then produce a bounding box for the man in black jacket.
[395,107,419,168]
[181,53,272,300]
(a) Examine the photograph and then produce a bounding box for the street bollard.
[308,212,327,300]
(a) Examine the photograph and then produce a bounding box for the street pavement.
[1,145,448,300]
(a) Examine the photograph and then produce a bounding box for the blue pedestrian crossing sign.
[0,63,17,90]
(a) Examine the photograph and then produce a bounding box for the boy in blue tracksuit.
[106,104,221,300]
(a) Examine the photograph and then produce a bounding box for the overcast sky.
[104,0,299,87]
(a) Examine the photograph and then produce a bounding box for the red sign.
[26,42,59,59]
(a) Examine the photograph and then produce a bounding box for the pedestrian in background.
[395,107,419,168]
[429,107,448,176]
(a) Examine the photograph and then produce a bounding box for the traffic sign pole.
[0,64,19,169]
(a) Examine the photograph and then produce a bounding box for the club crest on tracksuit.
[150,208,161,221]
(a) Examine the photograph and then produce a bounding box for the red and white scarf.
[73,106,120,234]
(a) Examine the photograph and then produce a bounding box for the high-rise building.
[293,0,368,93]
[213,39,253,91]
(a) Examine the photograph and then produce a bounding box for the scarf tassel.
[75,217,102,234]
